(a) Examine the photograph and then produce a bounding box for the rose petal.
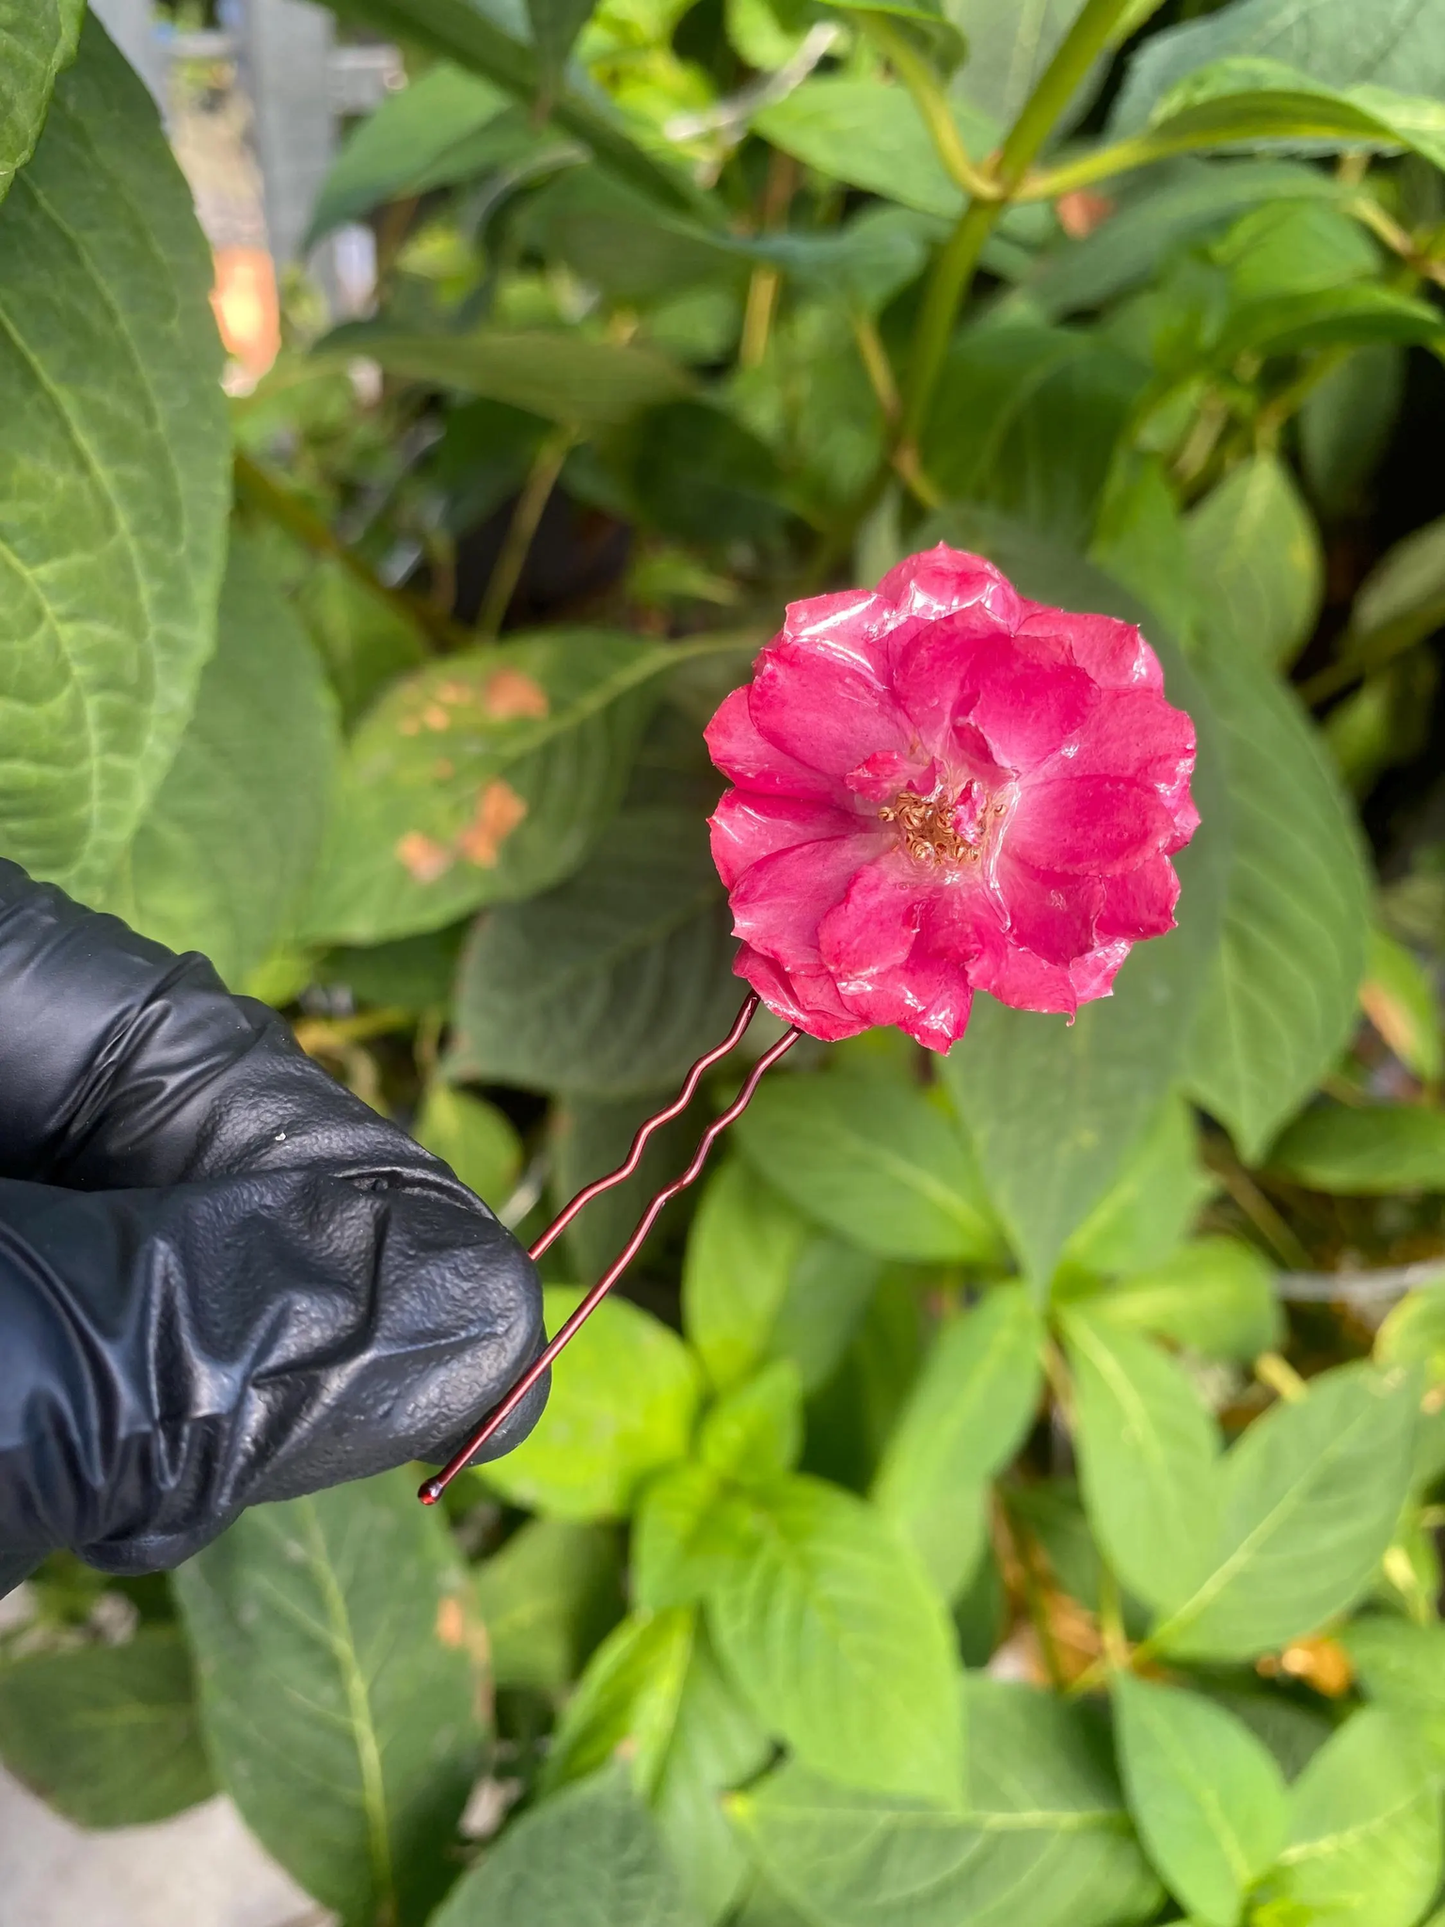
[749,639,913,783]
[877,543,1022,624]
[996,859,1104,965]
[709,789,860,890]
[1071,940,1132,1003]
[1041,688,1195,802]
[1008,775,1174,877]
[782,588,904,679]
[970,942,1080,1016]
[1018,607,1163,692]
[735,944,867,1042]
[890,612,1016,763]
[1096,854,1180,942]
[729,833,885,973]
[705,686,837,798]
[817,859,974,1051]
[965,652,1098,773]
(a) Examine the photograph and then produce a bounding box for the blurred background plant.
[9,0,1445,1922]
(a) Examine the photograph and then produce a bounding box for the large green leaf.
[543,1606,700,1794]
[1061,1090,1215,1277]
[1079,1236,1283,1361]
[682,1159,880,1396]
[0,1628,214,1828]
[300,633,685,945]
[1182,636,1369,1161]
[101,538,338,987]
[0,0,81,201]
[1343,1615,1445,1765]
[1153,1362,1420,1660]
[1112,0,1445,135]
[924,324,1148,549]
[0,16,229,895]
[1268,1102,1445,1193]
[1064,1311,1221,1614]
[1264,1708,1443,1927]
[326,326,691,427]
[413,1079,523,1206]
[431,1764,705,1927]
[481,1285,701,1520]
[1112,1672,1287,1927]
[734,1067,1004,1264]
[948,0,1107,137]
[308,65,542,241]
[733,1678,1163,1927]
[706,1473,963,1803]
[872,1285,1044,1599]
[753,77,992,219]
[446,807,741,1097]
[173,1471,486,1927]
[1184,454,1324,668]
[473,1517,623,1693]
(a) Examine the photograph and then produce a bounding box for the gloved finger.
[0,1163,546,1582]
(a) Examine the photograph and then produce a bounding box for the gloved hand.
[0,860,546,1597]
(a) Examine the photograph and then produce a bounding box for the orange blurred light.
[211,246,280,380]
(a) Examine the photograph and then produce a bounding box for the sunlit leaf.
[0,0,82,201]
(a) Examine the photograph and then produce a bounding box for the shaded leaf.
[413,1080,523,1207]
[482,1286,701,1520]
[1064,1311,1221,1613]
[948,0,1106,137]
[733,1678,1163,1927]
[431,1764,705,1927]
[1153,1362,1420,1660]
[1185,454,1324,667]
[1269,1102,1445,1193]
[173,1471,484,1927]
[1083,1237,1283,1361]
[0,0,82,201]
[734,1067,1004,1264]
[1301,344,1405,518]
[872,1285,1044,1599]
[301,633,680,946]
[0,16,229,895]
[1361,925,1443,1084]
[753,76,991,218]
[1062,1090,1215,1276]
[543,1606,698,1795]
[0,1629,213,1829]
[529,0,598,99]
[447,807,741,1098]
[473,1518,623,1693]
[1112,1672,1287,1927]
[707,1474,963,1803]
[101,538,339,987]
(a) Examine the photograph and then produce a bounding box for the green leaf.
[699,1361,805,1486]
[753,76,993,219]
[1152,1362,1420,1660]
[173,1470,485,1927]
[626,401,792,548]
[413,1080,522,1206]
[1063,1311,1221,1613]
[543,1606,699,1795]
[1361,926,1443,1085]
[0,1628,214,1828]
[325,326,691,428]
[947,0,1108,137]
[1342,1615,1445,1766]
[682,1159,881,1395]
[100,537,339,987]
[706,1473,963,1803]
[1185,454,1324,668]
[518,171,749,306]
[732,1677,1163,1927]
[308,65,541,241]
[734,1068,1004,1264]
[482,1286,701,1520]
[1112,0,1445,136]
[322,0,707,218]
[0,0,81,201]
[300,633,679,946]
[1062,1090,1215,1276]
[634,1462,762,1612]
[1082,1236,1283,1361]
[1264,1708,1443,1927]
[1220,281,1443,358]
[872,1285,1044,1599]
[528,0,598,100]
[1111,1672,1287,1927]
[445,807,742,1098]
[924,324,1148,549]
[0,15,229,895]
[1377,1283,1445,1384]
[1269,1103,1445,1194]
[430,1764,705,1927]
[920,512,1228,1284]
[1182,637,1370,1161]
[473,1518,623,1693]
[1301,344,1405,519]
[1339,511,1445,688]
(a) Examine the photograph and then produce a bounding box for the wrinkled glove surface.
[0,861,546,1596]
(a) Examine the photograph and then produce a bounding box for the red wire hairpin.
[418,995,799,1505]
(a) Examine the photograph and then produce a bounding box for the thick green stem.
[900,0,1141,446]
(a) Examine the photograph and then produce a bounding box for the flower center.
[880,778,990,866]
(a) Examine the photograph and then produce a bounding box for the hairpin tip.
[418,1478,444,1506]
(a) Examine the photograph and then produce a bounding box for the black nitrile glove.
[0,860,546,1597]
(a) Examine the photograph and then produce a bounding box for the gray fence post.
[226,0,337,268]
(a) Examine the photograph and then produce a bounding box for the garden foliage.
[7,0,1445,1922]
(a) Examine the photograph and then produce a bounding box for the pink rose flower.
[704,544,1198,1052]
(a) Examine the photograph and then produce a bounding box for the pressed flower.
[705,544,1198,1052]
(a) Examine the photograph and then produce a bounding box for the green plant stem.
[477,427,577,640]
[848,11,1000,202]
[234,451,471,652]
[900,0,1140,446]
